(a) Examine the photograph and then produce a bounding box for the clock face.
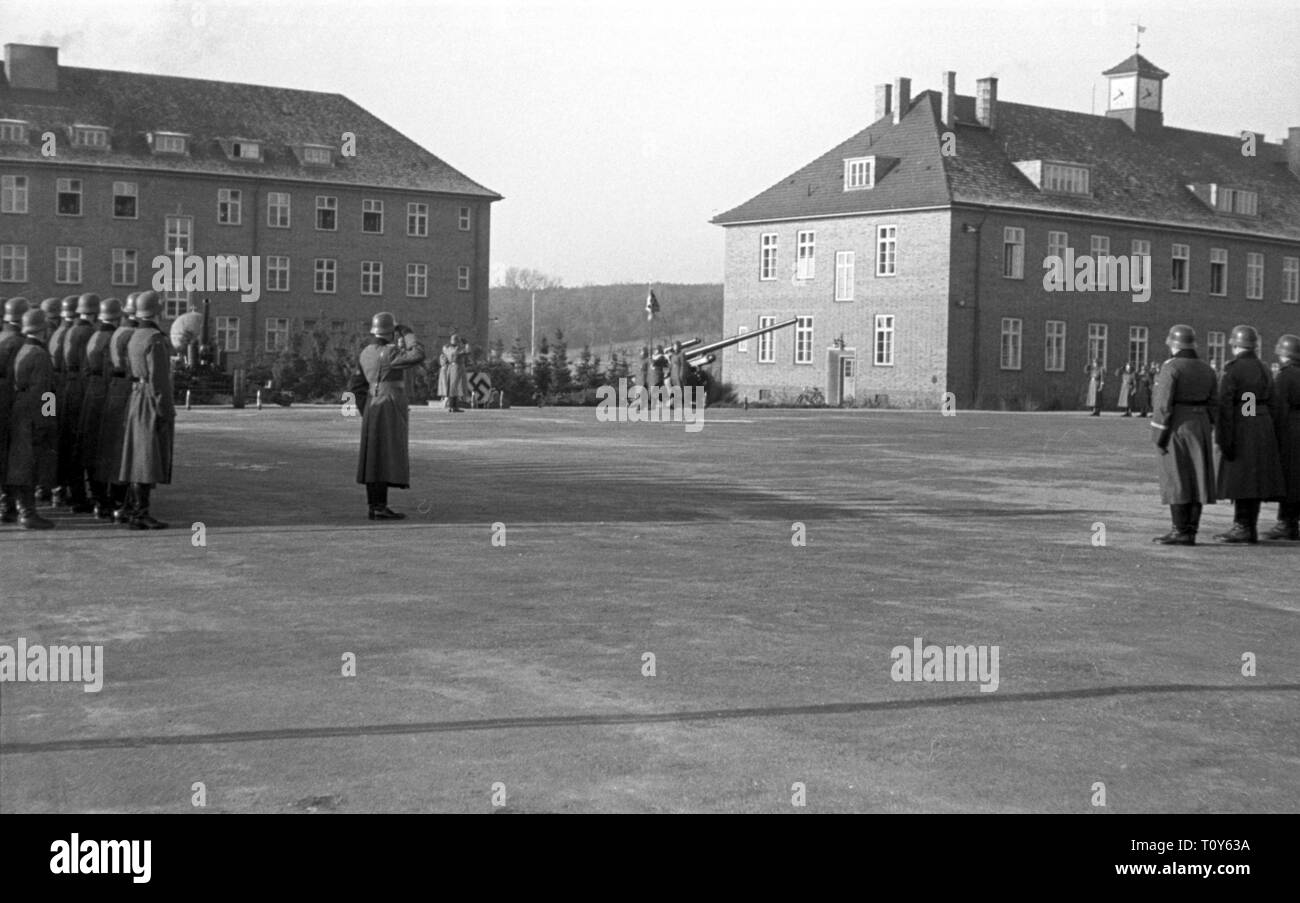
[1109,75,1137,110]
[1138,77,1161,110]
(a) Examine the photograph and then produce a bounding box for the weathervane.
[1132,19,1146,53]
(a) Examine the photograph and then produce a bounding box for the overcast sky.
[4,0,1298,285]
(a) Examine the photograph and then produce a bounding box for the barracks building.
[712,53,1300,409]
[0,43,499,369]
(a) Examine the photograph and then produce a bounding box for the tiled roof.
[0,64,501,199]
[713,79,1300,243]
[1101,53,1169,79]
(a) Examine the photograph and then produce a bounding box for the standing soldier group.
[0,290,175,531]
[1151,323,1300,545]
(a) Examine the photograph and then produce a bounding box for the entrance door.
[839,355,856,406]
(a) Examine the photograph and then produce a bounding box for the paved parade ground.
[1,405,1297,813]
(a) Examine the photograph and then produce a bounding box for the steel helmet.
[1276,334,1300,362]
[123,293,137,317]
[3,296,29,325]
[134,290,162,321]
[1229,324,1259,350]
[370,312,396,339]
[99,297,123,324]
[76,292,101,317]
[1166,324,1196,350]
[60,295,79,318]
[40,297,61,318]
[21,309,47,336]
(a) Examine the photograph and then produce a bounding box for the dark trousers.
[365,483,389,507]
[1279,500,1300,525]
[1233,499,1262,527]
[1170,503,1203,534]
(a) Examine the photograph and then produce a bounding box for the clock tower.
[1102,53,1168,133]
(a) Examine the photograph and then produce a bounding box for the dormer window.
[1014,160,1091,196]
[151,132,189,155]
[300,144,332,166]
[226,139,261,161]
[0,119,29,144]
[844,157,874,191]
[72,125,110,149]
[1212,185,1258,216]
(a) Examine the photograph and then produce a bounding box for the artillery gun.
[665,317,798,403]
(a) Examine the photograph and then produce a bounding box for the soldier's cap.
[21,308,47,335]
[4,296,30,325]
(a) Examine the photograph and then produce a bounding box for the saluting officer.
[59,293,101,513]
[5,309,58,530]
[1263,334,1300,541]
[1150,325,1217,545]
[1214,325,1286,543]
[0,297,30,523]
[355,313,425,519]
[98,293,139,522]
[116,290,174,529]
[78,298,122,519]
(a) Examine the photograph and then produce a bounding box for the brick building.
[0,43,499,370]
[712,54,1300,409]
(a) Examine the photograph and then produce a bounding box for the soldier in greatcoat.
[4,309,57,529]
[77,298,122,519]
[46,296,78,506]
[355,313,425,519]
[0,297,30,523]
[1150,325,1217,545]
[1115,362,1137,416]
[98,294,138,522]
[58,293,100,512]
[1262,334,1300,541]
[1084,359,1105,416]
[33,298,62,504]
[1213,325,1286,543]
[437,333,468,412]
[116,291,174,530]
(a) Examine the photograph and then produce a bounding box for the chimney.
[941,71,957,129]
[4,44,59,91]
[1288,127,1300,180]
[976,76,998,130]
[893,77,911,124]
[875,83,893,122]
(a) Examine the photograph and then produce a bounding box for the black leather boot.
[0,486,17,523]
[113,484,136,524]
[17,487,54,530]
[1154,504,1195,545]
[129,483,168,530]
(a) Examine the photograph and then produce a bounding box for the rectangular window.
[215,316,240,352]
[1246,252,1264,300]
[874,314,895,366]
[1284,257,1299,304]
[1207,331,1226,370]
[265,317,290,351]
[877,225,897,276]
[737,326,749,353]
[1045,320,1066,372]
[154,133,187,155]
[0,244,27,282]
[458,205,472,231]
[407,263,428,297]
[266,255,290,292]
[267,192,291,228]
[1000,318,1022,370]
[796,230,815,279]
[1129,326,1149,368]
[231,141,259,160]
[844,157,873,190]
[57,178,82,216]
[835,251,855,301]
[758,315,776,363]
[1171,243,1189,292]
[302,146,331,165]
[1087,323,1108,369]
[1090,234,1110,258]
[1131,239,1151,259]
[162,291,188,319]
[55,246,82,284]
[113,181,138,218]
[316,195,337,231]
[457,265,471,291]
[794,316,813,365]
[362,199,383,233]
[0,121,28,143]
[361,260,383,295]
[1209,248,1227,296]
[314,258,337,293]
[759,233,778,280]
[1002,227,1024,278]
[1047,231,1068,262]
[73,126,109,148]
[1215,186,1259,216]
[2,175,29,213]
[1042,162,1090,195]
[217,188,242,225]
[408,202,428,237]
[111,248,137,286]
[165,215,193,254]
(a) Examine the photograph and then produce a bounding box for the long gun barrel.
[688,317,798,361]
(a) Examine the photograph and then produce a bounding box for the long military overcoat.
[436,342,468,399]
[96,322,136,484]
[5,337,58,487]
[77,322,116,470]
[117,323,175,485]
[1215,353,1285,501]
[1274,360,1300,504]
[1152,351,1217,505]
[0,324,28,484]
[356,334,425,486]
[58,318,95,482]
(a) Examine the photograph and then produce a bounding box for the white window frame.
[302,145,331,165]
[1045,320,1066,372]
[217,188,242,225]
[314,258,337,294]
[758,315,775,363]
[1090,234,1110,258]
[230,140,260,160]
[0,120,29,143]
[1283,257,1299,304]
[72,125,109,148]
[408,202,428,237]
[111,248,138,286]
[267,192,291,228]
[361,260,383,295]
[56,178,83,216]
[215,316,240,352]
[835,251,855,301]
[1000,318,1022,370]
[1245,252,1264,300]
[1042,162,1090,195]
[1209,248,1228,297]
[457,265,471,291]
[362,199,384,234]
[112,181,138,219]
[844,157,873,190]
[55,246,83,284]
[162,290,188,319]
[407,263,428,298]
[265,317,291,351]
[1207,331,1227,370]
[1129,326,1149,369]
[1171,243,1190,293]
[1047,230,1068,261]
[795,230,815,280]
[1002,227,1024,279]
[759,233,777,281]
[874,314,895,367]
[794,316,813,365]
[1131,238,1151,259]
[153,133,187,155]
[737,326,750,353]
[458,205,472,231]
[165,215,194,254]
[266,255,290,292]
[2,175,29,214]
[316,195,338,231]
[877,225,897,277]
[1087,323,1108,369]
[0,244,27,282]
